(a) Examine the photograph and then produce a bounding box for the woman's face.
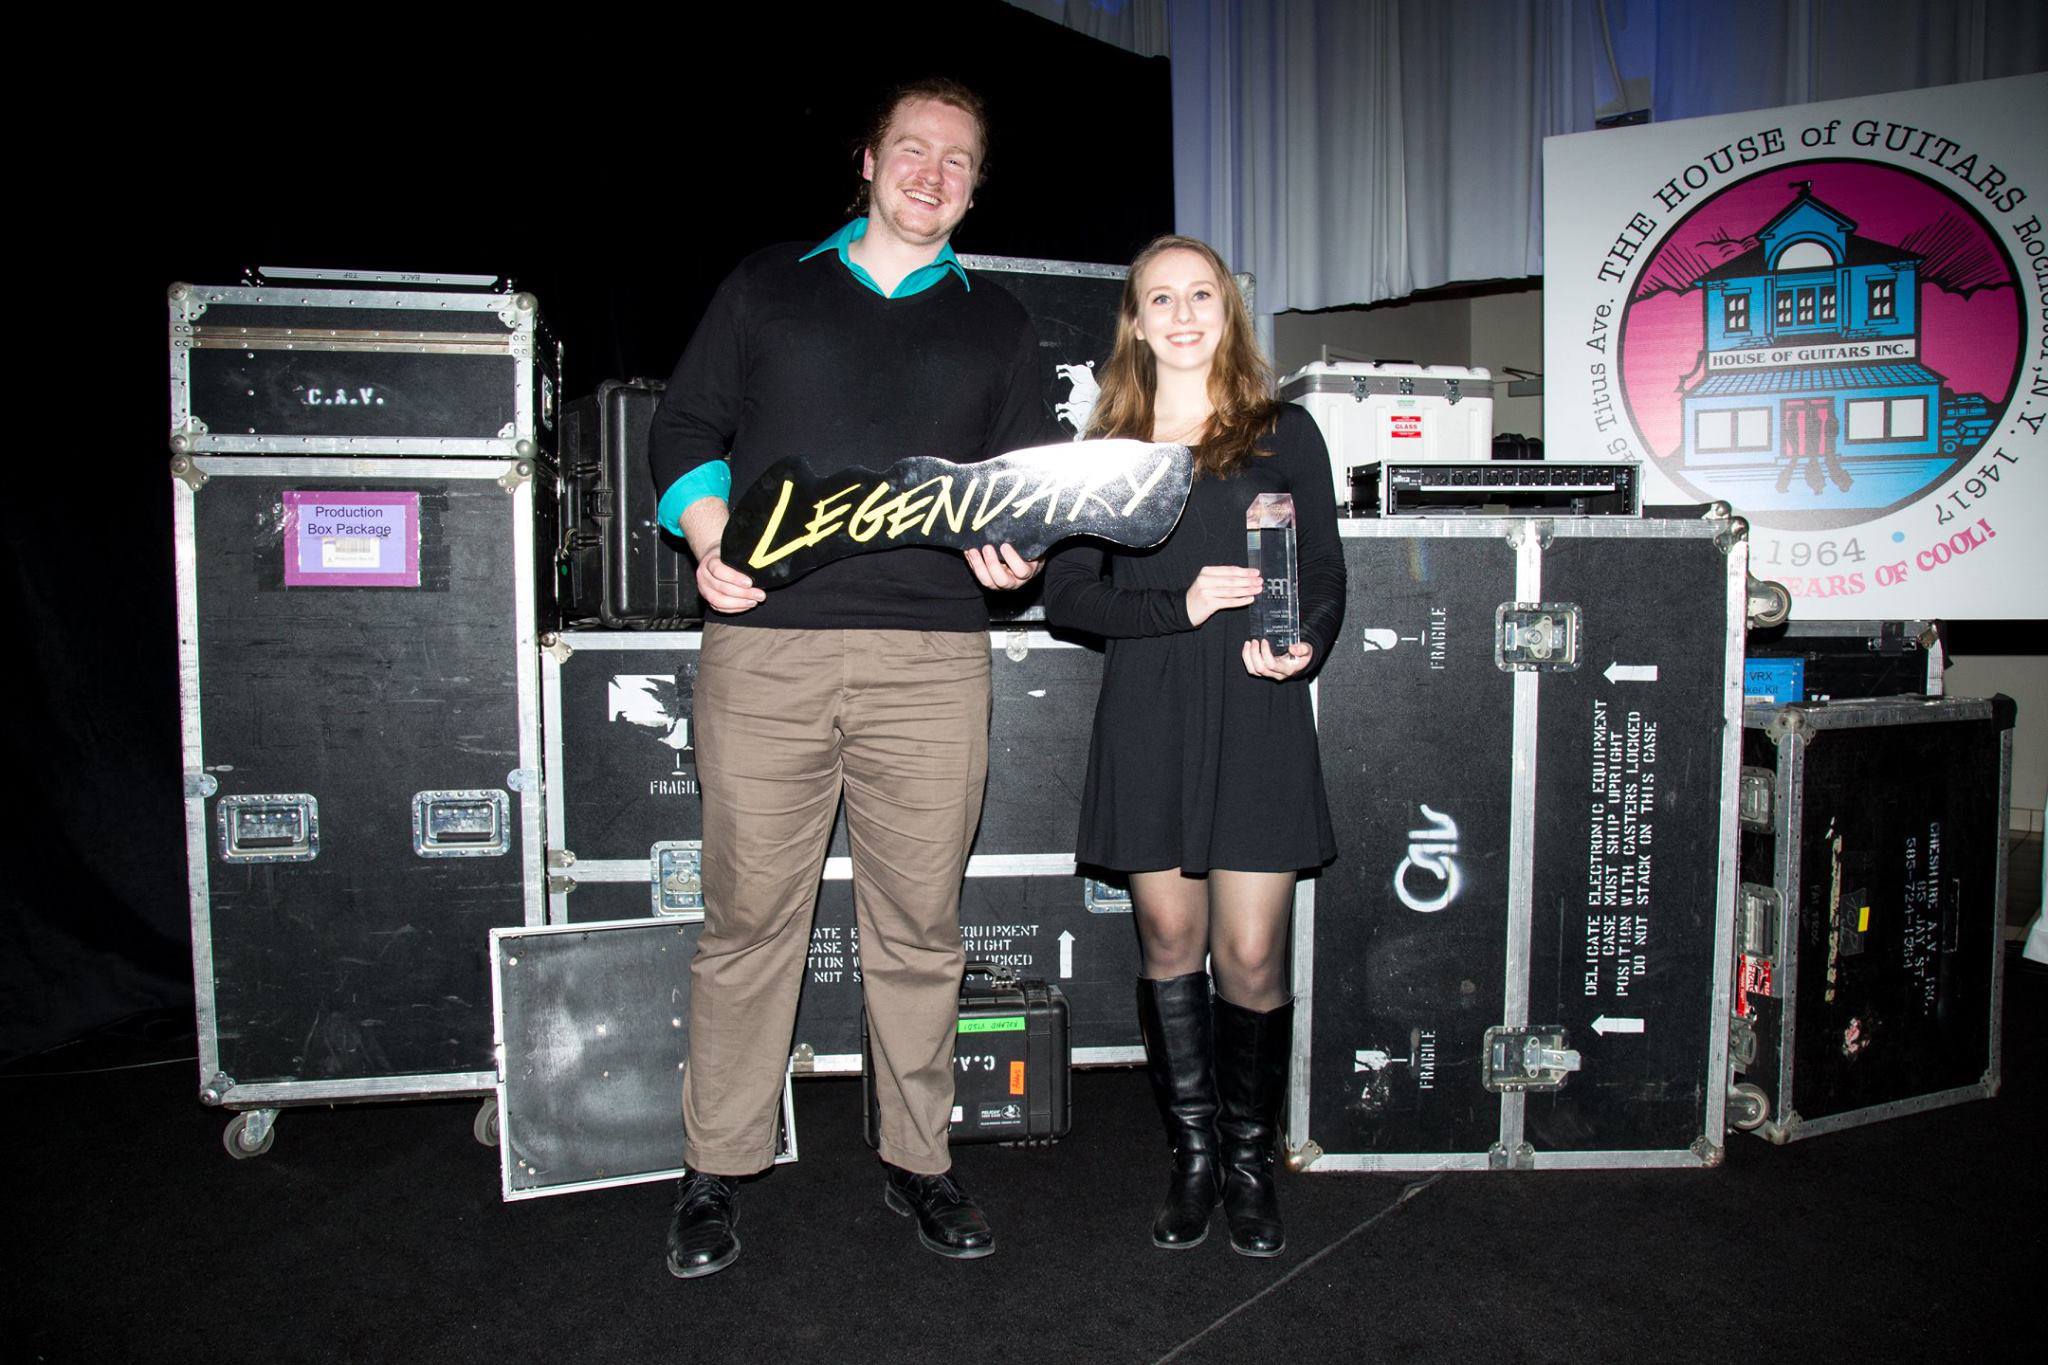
[1132,247,1226,378]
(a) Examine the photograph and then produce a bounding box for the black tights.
[1130,869,1295,1011]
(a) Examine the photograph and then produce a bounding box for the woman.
[1043,236,1344,1256]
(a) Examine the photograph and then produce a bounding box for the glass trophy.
[1245,493,1299,651]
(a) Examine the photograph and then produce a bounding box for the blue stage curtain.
[1164,0,2046,319]
[1654,0,2048,123]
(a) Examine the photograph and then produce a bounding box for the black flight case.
[168,272,555,1158]
[1745,618,1944,700]
[537,626,1144,1072]
[1293,509,1760,1172]
[555,378,699,628]
[1732,694,2014,1142]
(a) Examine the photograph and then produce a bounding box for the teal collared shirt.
[798,217,971,299]
[658,220,970,534]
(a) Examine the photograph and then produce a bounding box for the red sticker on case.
[1737,954,1775,1016]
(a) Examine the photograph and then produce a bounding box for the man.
[647,77,1048,1279]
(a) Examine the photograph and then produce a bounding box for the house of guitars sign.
[1544,73,2046,619]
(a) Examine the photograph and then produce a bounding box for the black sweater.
[1040,406,1347,670]
[647,245,1049,631]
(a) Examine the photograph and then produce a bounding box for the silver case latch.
[1739,882,1782,960]
[1496,603,1581,672]
[1729,1014,1759,1072]
[1482,1026,1582,1093]
[653,841,704,916]
[1737,767,1776,829]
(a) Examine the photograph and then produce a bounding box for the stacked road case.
[1744,618,1945,700]
[537,630,708,925]
[537,627,1143,1072]
[1292,511,1750,1171]
[169,275,556,1156]
[169,273,559,461]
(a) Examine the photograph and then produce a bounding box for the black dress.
[1042,405,1346,874]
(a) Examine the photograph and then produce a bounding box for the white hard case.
[1279,361,1496,505]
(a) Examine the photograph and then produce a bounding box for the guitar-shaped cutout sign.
[723,439,1195,587]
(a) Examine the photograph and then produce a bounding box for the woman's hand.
[1243,638,1314,681]
[1184,565,1262,627]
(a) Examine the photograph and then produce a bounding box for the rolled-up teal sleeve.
[655,460,733,535]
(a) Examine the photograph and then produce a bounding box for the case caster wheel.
[223,1109,278,1159]
[1746,576,1792,629]
[473,1096,500,1148]
[1728,1082,1770,1132]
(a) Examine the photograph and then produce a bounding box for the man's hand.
[696,544,766,614]
[1243,639,1314,681]
[1184,565,1262,627]
[965,543,1042,591]
[682,495,766,614]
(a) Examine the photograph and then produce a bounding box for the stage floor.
[4,957,2042,1364]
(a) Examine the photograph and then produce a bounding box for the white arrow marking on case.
[1591,1015,1645,1036]
[1603,662,1660,684]
[1059,931,1075,979]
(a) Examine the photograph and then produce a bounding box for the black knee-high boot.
[1214,996,1292,1257]
[1135,973,1221,1249]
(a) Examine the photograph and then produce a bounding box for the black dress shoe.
[883,1164,995,1260]
[666,1170,741,1279]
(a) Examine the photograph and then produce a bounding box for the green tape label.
[959,1016,1027,1034]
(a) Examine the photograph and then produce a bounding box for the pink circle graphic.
[1617,159,2022,530]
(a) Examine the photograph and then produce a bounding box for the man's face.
[861,97,982,250]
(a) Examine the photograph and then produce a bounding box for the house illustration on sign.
[1675,182,1993,512]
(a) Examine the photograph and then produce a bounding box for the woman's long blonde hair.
[1087,234,1280,478]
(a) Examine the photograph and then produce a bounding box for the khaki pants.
[681,624,991,1175]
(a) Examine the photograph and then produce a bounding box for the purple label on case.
[282,490,420,587]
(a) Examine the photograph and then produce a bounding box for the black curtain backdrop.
[5,6,1175,1061]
